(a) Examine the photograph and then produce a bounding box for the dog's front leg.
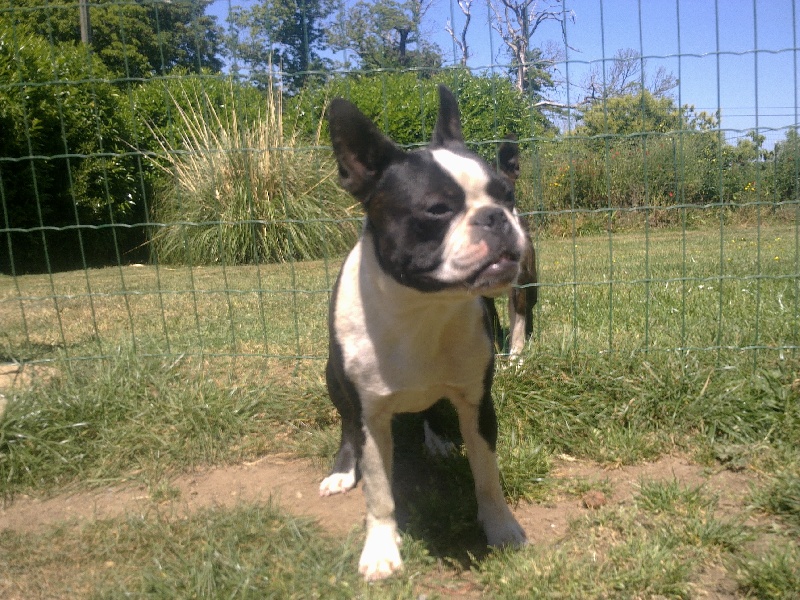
[457,396,527,547]
[358,411,402,580]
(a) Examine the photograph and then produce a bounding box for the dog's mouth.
[470,251,520,292]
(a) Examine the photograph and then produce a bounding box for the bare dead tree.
[580,48,678,104]
[445,0,473,66]
[487,0,573,93]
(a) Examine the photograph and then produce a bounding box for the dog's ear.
[497,134,520,184]
[431,85,465,147]
[327,98,405,203]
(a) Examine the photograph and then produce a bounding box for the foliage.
[773,127,800,202]
[526,92,796,211]
[148,78,357,265]
[487,0,569,93]
[287,69,553,159]
[328,0,442,71]
[125,71,266,151]
[1,0,223,78]
[536,133,721,210]
[227,0,333,91]
[0,20,141,272]
[578,90,715,138]
[117,72,269,260]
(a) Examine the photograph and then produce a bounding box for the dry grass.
[148,80,357,265]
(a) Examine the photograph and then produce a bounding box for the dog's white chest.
[333,239,491,411]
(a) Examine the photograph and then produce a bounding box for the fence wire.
[1,0,798,377]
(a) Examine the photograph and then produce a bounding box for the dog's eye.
[426,202,453,217]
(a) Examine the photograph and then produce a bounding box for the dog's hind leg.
[508,232,537,357]
[319,354,363,496]
[482,296,505,352]
[420,398,459,456]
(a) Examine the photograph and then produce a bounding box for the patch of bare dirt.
[1,453,756,542]
[0,451,761,599]
[514,454,757,547]
[0,454,363,537]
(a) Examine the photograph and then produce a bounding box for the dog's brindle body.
[320,86,527,581]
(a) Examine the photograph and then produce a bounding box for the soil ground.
[1,454,756,598]
[0,452,754,538]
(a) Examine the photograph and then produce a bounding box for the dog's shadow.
[390,410,491,566]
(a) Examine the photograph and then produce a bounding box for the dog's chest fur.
[332,233,492,414]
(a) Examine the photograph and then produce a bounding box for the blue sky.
[208,0,800,147]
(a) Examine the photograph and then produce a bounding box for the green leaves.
[288,70,552,159]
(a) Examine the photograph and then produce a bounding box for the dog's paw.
[319,469,357,497]
[497,352,525,372]
[481,510,528,548]
[358,523,403,581]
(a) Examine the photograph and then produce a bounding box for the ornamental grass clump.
[150,79,356,265]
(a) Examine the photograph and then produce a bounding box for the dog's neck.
[356,228,482,315]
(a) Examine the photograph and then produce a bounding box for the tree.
[1,0,223,78]
[580,48,677,105]
[445,0,472,66]
[227,0,333,91]
[487,0,572,93]
[329,0,442,71]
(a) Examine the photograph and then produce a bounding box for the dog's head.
[328,85,526,295]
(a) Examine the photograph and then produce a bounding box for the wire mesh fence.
[1,0,798,376]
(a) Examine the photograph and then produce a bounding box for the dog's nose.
[471,206,511,235]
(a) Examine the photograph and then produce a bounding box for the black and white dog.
[320,85,528,580]
[485,134,537,357]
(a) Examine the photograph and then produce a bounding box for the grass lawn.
[1,222,798,598]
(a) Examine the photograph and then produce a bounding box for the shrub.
[149,79,357,265]
[286,69,554,160]
[0,22,139,272]
[773,128,800,203]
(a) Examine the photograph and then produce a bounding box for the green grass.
[735,544,800,600]
[1,222,799,597]
[478,480,756,599]
[0,503,434,599]
[2,223,796,366]
[0,351,337,497]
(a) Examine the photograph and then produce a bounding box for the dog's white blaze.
[431,149,490,201]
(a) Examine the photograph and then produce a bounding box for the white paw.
[319,469,356,497]
[498,351,524,371]
[358,523,403,581]
[423,421,456,457]
[481,509,528,547]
